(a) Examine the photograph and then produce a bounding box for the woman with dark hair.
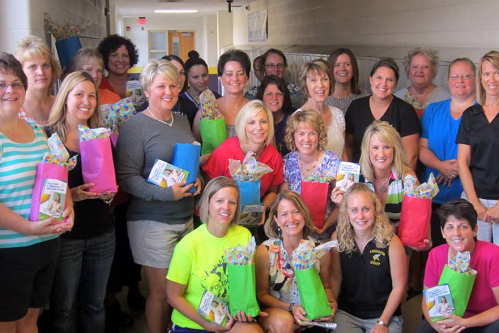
[261,48,305,109]
[193,49,251,140]
[345,58,420,170]
[182,50,221,108]
[326,48,368,114]
[97,34,139,98]
[46,71,116,332]
[415,199,499,333]
[0,52,73,332]
[255,75,294,156]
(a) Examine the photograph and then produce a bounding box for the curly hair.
[264,190,314,239]
[336,183,394,254]
[284,108,328,152]
[404,47,439,79]
[97,34,138,70]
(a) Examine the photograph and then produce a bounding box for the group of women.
[1,30,499,333]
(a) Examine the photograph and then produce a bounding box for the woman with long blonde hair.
[331,183,407,333]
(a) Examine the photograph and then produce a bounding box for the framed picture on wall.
[248,9,267,42]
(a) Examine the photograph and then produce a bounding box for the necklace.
[147,107,174,127]
[298,154,320,173]
[374,176,390,193]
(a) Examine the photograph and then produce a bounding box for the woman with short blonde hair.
[15,35,61,125]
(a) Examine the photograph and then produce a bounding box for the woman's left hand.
[370,323,388,333]
[233,310,268,322]
[438,314,467,331]
[55,206,75,233]
[484,205,499,223]
[330,187,345,204]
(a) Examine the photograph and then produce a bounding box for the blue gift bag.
[237,180,261,208]
[172,143,201,193]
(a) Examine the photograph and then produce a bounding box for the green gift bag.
[438,265,476,317]
[200,118,227,155]
[295,266,332,320]
[227,263,260,317]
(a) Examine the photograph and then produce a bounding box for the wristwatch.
[288,302,295,313]
[376,320,387,326]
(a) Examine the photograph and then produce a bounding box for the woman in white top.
[298,60,346,159]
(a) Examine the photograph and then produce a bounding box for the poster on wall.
[248,10,268,42]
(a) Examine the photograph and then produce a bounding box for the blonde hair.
[235,100,274,146]
[284,108,327,152]
[264,190,314,239]
[140,58,179,94]
[404,47,439,79]
[68,48,104,74]
[198,177,240,225]
[477,51,499,105]
[337,183,394,254]
[360,121,410,182]
[47,71,100,142]
[298,60,333,97]
[14,35,61,91]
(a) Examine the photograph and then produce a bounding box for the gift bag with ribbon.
[291,240,337,320]
[30,133,77,223]
[100,97,136,146]
[199,90,226,155]
[172,142,201,193]
[300,168,336,229]
[225,237,260,316]
[78,125,118,193]
[437,251,476,317]
[229,152,272,225]
[398,173,439,248]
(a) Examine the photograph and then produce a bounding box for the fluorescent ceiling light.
[154,9,198,14]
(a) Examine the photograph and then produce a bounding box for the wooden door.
[168,31,195,61]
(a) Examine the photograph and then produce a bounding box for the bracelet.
[288,302,295,313]
[376,320,387,327]
[104,198,113,205]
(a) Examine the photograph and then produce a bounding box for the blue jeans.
[49,230,116,333]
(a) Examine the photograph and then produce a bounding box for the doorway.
[168,31,195,61]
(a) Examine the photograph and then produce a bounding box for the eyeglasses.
[265,63,286,69]
[448,74,475,80]
[0,81,24,90]
[263,92,284,98]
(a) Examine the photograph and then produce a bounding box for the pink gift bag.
[30,163,68,223]
[80,136,118,193]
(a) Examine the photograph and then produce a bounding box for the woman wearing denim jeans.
[45,71,116,332]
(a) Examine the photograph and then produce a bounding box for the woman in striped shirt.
[0,52,73,331]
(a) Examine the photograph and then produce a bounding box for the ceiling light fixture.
[154,9,198,14]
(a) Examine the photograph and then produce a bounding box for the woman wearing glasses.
[255,75,295,156]
[420,58,476,247]
[457,50,499,246]
[261,49,306,109]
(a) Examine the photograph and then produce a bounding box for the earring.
[277,226,282,239]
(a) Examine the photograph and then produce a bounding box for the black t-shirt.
[63,149,114,239]
[456,104,499,199]
[338,239,401,319]
[345,96,421,162]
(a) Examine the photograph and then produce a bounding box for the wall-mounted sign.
[138,17,146,25]
[126,26,131,31]
[248,9,267,42]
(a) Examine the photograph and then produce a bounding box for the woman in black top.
[46,71,116,332]
[344,58,420,170]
